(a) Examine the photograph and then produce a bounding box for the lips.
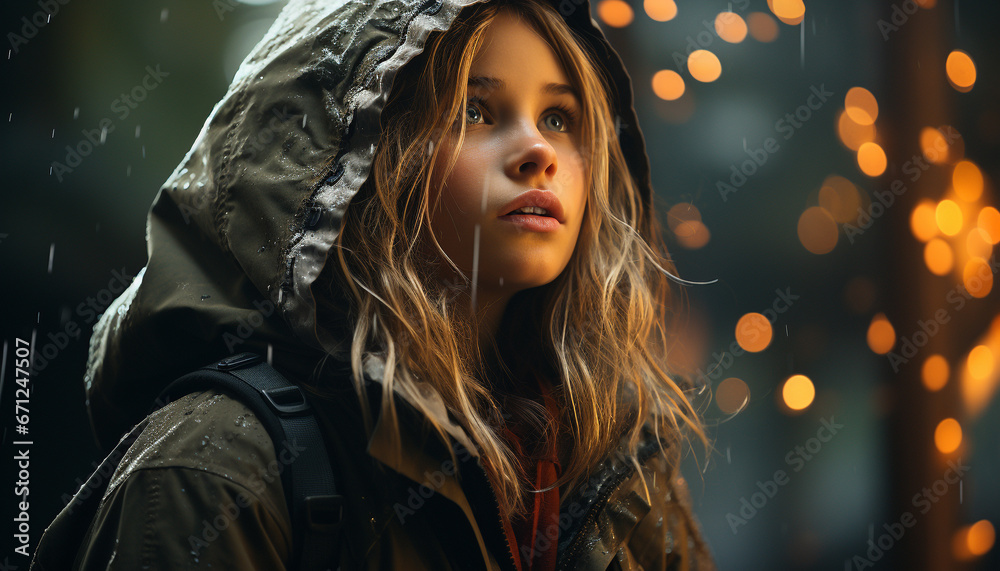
[498,189,566,223]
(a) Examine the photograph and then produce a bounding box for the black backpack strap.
[152,352,343,571]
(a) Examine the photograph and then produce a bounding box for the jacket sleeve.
[74,466,292,570]
[69,390,295,570]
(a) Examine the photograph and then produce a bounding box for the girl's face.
[427,10,588,296]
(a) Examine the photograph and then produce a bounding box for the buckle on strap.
[305,495,344,532]
[261,385,311,414]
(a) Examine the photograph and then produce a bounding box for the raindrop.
[142,145,146,158]
[100,127,107,144]
[135,125,141,138]
[126,165,131,177]
[74,107,80,119]
[302,114,308,128]
[51,128,55,138]
[47,244,55,274]
[183,181,190,190]
[799,20,805,69]
[161,9,169,23]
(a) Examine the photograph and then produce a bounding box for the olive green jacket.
[31,0,715,568]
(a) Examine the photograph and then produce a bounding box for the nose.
[505,120,558,183]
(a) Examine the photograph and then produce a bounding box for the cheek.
[560,149,589,218]
[437,149,488,217]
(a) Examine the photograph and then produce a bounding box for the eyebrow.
[468,75,580,101]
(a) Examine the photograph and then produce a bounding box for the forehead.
[469,10,574,92]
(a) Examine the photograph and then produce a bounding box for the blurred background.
[1,0,998,569]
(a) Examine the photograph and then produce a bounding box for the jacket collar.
[360,351,665,569]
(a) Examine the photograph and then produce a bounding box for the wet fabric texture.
[31,0,716,569]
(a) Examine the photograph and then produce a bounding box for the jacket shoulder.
[107,389,291,527]
[43,389,298,569]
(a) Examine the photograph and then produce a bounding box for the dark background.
[2,0,999,569]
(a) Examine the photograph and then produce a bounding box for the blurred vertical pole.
[883,1,964,569]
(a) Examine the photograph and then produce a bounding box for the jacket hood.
[85,0,657,452]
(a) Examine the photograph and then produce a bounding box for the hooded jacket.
[33,0,715,568]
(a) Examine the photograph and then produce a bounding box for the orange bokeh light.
[782,374,815,411]
[924,238,954,276]
[845,87,878,125]
[652,70,685,101]
[644,0,677,22]
[911,199,939,242]
[936,199,964,236]
[968,345,994,380]
[598,0,635,28]
[837,110,877,151]
[715,12,748,43]
[716,377,750,415]
[857,142,887,177]
[747,12,779,42]
[688,50,722,82]
[978,207,1000,244]
[736,312,773,353]
[867,313,896,355]
[798,207,838,254]
[675,220,711,249]
[922,354,949,391]
[946,50,977,92]
[953,160,984,202]
[934,417,962,454]
[963,258,994,298]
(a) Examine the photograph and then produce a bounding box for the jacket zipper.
[554,441,663,571]
[475,459,522,571]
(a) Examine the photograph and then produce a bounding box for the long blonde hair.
[314,0,708,520]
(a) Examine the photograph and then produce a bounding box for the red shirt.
[497,377,562,571]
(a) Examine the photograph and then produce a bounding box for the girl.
[34,0,715,569]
